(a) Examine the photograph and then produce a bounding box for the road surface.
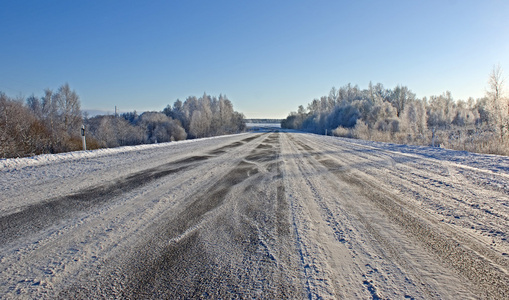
[1,131,508,299]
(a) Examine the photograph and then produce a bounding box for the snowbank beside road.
[307,133,509,175]
[0,133,248,171]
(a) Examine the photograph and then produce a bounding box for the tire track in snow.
[300,134,509,264]
[283,134,344,299]
[295,133,509,299]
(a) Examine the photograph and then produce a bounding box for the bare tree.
[486,64,507,136]
[189,110,207,138]
[0,93,51,157]
[53,83,82,135]
[487,64,505,104]
[26,94,42,118]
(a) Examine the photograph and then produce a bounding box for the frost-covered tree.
[485,64,507,136]
[139,112,187,143]
[189,110,208,138]
[166,93,245,139]
[0,92,52,157]
[53,83,82,135]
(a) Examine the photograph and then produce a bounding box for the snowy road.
[1,131,508,299]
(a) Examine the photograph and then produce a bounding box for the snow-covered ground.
[246,122,281,130]
[1,132,508,298]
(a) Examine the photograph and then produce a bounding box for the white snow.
[1,131,508,298]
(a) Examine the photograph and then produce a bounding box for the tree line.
[87,93,245,148]
[282,66,508,155]
[0,86,245,158]
[1,83,83,158]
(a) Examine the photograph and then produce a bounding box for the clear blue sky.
[1,0,508,118]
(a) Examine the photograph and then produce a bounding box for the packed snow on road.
[1,131,508,299]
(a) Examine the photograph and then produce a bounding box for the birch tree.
[486,64,507,136]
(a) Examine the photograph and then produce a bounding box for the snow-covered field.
[0,131,508,298]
